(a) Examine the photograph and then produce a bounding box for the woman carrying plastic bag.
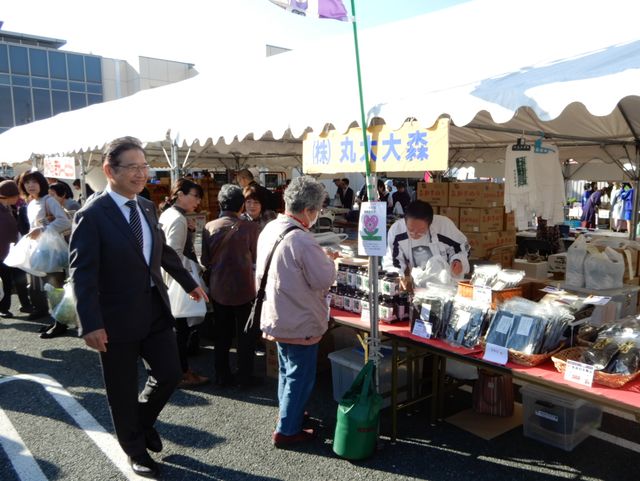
[17,171,71,338]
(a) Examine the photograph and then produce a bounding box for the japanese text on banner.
[303,118,449,174]
[44,157,76,179]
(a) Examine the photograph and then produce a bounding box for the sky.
[1,0,469,74]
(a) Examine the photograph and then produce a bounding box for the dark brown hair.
[18,171,49,198]
[103,136,144,167]
[163,178,203,211]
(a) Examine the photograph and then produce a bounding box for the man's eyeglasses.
[116,163,150,174]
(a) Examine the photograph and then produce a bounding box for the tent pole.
[349,0,380,393]
[171,140,180,185]
[79,155,87,205]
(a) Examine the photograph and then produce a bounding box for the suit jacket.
[69,192,198,342]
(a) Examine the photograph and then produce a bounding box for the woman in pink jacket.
[257,176,337,448]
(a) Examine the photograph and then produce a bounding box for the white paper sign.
[473,286,492,304]
[44,156,76,179]
[483,342,509,365]
[357,202,387,257]
[564,360,595,387]
[412,319,432,339]
[584,295,612,306]
[361,304,370,322]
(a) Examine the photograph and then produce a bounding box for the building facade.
[0,26,196,135]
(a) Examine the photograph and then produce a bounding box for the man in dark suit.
[70,136,207,478]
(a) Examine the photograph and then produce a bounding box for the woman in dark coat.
[580,188,605,229]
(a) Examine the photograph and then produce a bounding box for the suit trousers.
[99,288,181,457]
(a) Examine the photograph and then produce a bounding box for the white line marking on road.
[0,373,138,480]
[0,408,48,481]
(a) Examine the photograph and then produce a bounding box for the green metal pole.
[349,0,375,203]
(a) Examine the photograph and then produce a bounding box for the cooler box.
[328,346,409,408]
[521,384,602,451]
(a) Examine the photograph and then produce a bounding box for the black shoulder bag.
[244,225,300,333]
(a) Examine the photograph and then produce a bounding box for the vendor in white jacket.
[382,200,470,288]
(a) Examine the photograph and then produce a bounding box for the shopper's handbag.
[244,225,299,332]
[333,360,383,460]
[472,369,514,417]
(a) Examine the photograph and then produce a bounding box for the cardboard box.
[495,230,517,248]
[448,182,505,208]
[465,231,500,258]
[504,210,516,231]
[459,207,504,232]
[416,182,449,206]
[439,206,460,228]
[513,259,549,279]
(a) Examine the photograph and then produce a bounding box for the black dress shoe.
[0,310,13,318]
[128,453,159,479]
[145,428,163,453]
[40,322,68,339]
[39,323,55,333]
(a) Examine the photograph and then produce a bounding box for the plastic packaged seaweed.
[444,296,489,348]
[470,264,501,288]
[413,283,457,339]
[490,269,525,290]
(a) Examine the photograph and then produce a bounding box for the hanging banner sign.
[358,201,387,257]
[43,156,76,179]
[303,118,449,174]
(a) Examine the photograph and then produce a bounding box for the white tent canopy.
[1,0,639,178]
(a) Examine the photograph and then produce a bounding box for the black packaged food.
[444,297,487,348]
[603,341,640,375]
[581,338,620,370]
[485,310,515,347]
[505,314,547,354]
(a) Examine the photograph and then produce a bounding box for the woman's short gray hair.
[284,176,326,214]
[218,184,245,212]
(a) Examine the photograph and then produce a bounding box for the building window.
[0,45,8,74]
[12,86,32,125]
[85,56,101,83]
[49,51,67,79]
[0,85,13,127]
[9,46,29,75]
[11,75,30,87]
[69,91,87,110]
[51,90,69,115]
[87,93,102,105]
[31,77,49,88]
[67,54,84,81]
[33,88,52,120]
[29,48,49,77]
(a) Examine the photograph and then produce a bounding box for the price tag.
[516,316,533,336]
[473,286,492,304]
[361,304,370,322]
[496,314,513,334]
[483,342,509,365]
[564,360,595,387]
[584,295,612,306]
[420,303,431,321]
[412,319,432,339]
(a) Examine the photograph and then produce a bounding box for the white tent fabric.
[1,0,639,172]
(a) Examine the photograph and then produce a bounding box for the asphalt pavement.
[1,295,639,481]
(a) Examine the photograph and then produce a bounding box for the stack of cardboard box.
[195,177,221,221]
[417,181,516,267]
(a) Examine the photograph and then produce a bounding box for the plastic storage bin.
[328,346,409,408]
[521,384,602,451]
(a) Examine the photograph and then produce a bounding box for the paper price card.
[473,286,492,304]
[361,304,370,322]
[420,304,431,321]
[483,342,508,365]
[584,295,612,306]
[564,360,595,387]
[412,319,432,339]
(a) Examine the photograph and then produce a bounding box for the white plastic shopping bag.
[585,247,624,290]
[168,259,207,319]
[4,236,46,277]
[30,229,69,273]
[565,234,588,288]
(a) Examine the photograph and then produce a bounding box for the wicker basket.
[457,282,522,309]
[508,343,565,367]
[551,347,640,389]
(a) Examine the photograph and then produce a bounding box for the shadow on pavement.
[161,453,282,481]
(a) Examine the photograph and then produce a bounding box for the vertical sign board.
[358,201,387,256]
